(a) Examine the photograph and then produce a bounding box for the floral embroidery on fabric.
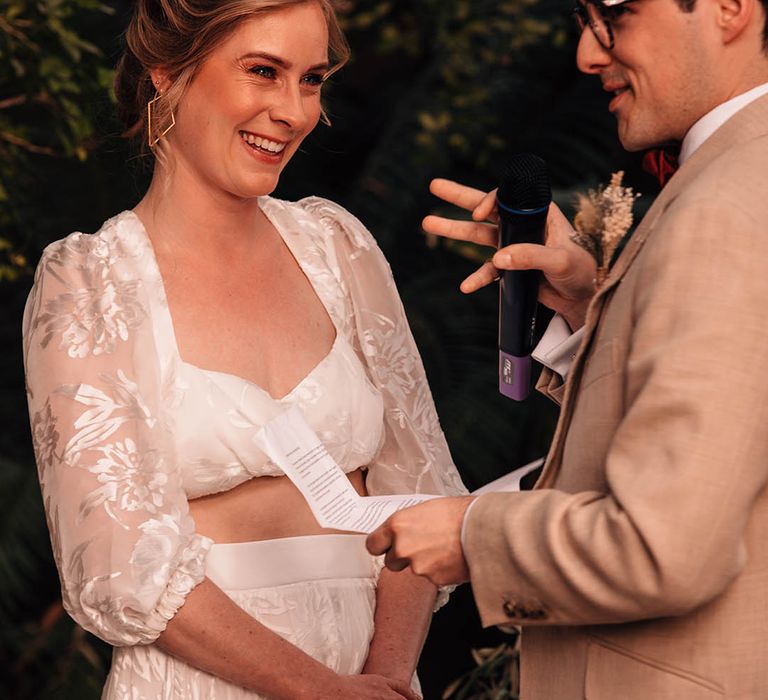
[33,228,146,358]
[58,370,154,460]
[30,400,60,479]
[359,312,418,389]
[36,280,145,358]
[83,440,169,520]
[130,513,187,591]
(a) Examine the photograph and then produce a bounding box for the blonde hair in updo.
[114,0,350,153]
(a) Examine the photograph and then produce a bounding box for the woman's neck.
[134,159,271,259]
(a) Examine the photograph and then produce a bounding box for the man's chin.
[618,130,664,153]
[618,125,651,152]
[617,119,675,153]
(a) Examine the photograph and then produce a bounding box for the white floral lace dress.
[23,196,466,698]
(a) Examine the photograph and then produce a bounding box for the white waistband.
[205,534,376,590]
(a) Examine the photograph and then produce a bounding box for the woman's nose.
[268,83,308,130]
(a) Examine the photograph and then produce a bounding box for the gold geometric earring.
[147,91,176,148]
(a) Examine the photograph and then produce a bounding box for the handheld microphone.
[496,154,552,401]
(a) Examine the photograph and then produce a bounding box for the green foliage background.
[0,0,656,697]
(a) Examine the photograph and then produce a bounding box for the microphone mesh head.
[497,153,552,211]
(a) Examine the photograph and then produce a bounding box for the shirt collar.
[679,82,768,165]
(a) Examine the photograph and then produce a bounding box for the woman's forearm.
[155,577,337,699]
[362,566,437,683]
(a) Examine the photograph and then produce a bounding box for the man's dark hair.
[674,0,768,49]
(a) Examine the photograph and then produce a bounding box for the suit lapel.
[536,93,768,489]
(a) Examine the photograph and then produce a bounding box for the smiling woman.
[21,1,466,698]
[152,11,332,199]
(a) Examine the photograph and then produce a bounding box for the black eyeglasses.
[572,0,636,50]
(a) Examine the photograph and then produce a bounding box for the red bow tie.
[642,148,679,187]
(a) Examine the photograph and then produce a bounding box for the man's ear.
[715,0,757,43]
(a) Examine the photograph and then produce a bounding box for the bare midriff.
[189,468,367,543]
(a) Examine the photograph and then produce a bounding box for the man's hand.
[423,178,597,330]
[366,496,476,586]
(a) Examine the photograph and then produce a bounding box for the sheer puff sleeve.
[22,219,212,647]
[297,198,467,609]
[299,197,466,499]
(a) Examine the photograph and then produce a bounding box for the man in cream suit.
[367,0,768,696]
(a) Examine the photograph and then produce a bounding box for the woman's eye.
[249,65,277,79]
[302,73,325,88]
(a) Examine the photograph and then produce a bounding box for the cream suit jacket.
[464,93,768,699]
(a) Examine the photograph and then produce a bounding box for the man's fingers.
[422,216,498,247]
[472,188,499,224]
[383,550,410,572]
[427,179,499,226]
[459,260,501,294]
[460,244,581,295]
[493,243,570,276]
[429,178,488,212]
[424,178,499,250]
[368,517,412,572]
[365,523,393,556]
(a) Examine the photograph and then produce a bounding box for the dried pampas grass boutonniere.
[571,171,640,285]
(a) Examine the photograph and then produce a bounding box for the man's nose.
[576,25,612,75]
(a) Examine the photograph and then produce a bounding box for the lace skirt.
[102,534,379,699]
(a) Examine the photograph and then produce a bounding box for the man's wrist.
[561,299,589,331]
[562,313,585,332]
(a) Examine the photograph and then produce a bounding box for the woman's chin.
[227,174,281,200]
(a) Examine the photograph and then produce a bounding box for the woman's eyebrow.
[239,51,330,72]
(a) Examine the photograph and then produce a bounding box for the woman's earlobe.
[149,67,173,95]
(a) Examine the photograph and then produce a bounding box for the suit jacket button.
[503,600,531,619]
[503,599,547,620]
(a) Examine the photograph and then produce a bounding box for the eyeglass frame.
[572,0,637,51]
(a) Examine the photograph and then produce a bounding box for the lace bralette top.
[175,332,385,498]
[137,202,386,498]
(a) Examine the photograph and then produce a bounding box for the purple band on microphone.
[499,351,532,401]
